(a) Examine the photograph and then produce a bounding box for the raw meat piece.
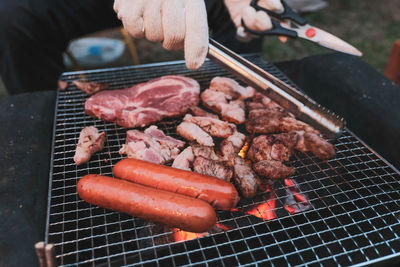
[172,147,194,171]
[183,114,236,138]
[210,77,255,100]
[119,126,184,164]
[85,75,200,128]
[74,126,106,165]
[73,80,109,95]
[188,106,219,119]
[193,156,233,181]
[176,122,214,147]
[253,160,296,179]
[233,157,261,198]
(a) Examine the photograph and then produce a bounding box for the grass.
[262,0,400,72]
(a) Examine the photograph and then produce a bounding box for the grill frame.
[45,56,400,266]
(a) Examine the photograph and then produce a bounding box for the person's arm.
[114,0,280,70]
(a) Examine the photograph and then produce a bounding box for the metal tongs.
[207,38,345,139]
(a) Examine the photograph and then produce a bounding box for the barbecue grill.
[45,55,400,266]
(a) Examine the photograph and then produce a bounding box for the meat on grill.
[248,131,335,162]
[74,126,106,165]
[246,108,319,134]
[183,114,236,138]
[297,131,336,160]
[210,77,255,100]
[191,142,220,161]
[250,92,284,110]
[172,146,194,171]
[73,80,109,95]
[176,121,214,147]
[247,134,295,163]
[85,75,200,128]
[201,89,245,124]
[188,106,219,119]
[119,126,185,164]
[220,131,246,163]
[233,157,262,198]
[252,160,296,179]
[193,156,233,181]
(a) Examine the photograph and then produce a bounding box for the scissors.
[241,0,362,56]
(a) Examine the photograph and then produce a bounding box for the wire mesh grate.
[45,56,400,266]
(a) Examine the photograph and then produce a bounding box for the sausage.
[113,158,239,210]
[77,174,217,233]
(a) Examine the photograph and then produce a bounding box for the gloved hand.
[114,0,209,70]
[224,0,284,41]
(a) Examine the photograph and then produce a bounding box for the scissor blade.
[296,25,362,56]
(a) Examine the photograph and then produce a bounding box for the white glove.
[114,0,209,70]
[224,0,284,41]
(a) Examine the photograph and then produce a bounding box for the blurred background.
[0,0,399,99]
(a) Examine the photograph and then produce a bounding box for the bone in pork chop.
[119,126,185,164]
[85,75,200,128]
[74,126,106,165]
[183,114,236,138]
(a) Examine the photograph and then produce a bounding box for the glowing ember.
[173,228,208,242]
[284,179,311,214]
[238,141,249,159]
[246,193,277,221]
[216,223,231,231]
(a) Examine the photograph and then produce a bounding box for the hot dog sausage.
[113,158,239,210]
[77,174,217,233]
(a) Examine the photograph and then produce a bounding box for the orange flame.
[173,228,208,242]
[238,141,249,159]
[246,193,277,221]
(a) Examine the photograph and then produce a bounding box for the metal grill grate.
[45,56,400,266]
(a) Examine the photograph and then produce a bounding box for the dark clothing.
[0,0,261,95]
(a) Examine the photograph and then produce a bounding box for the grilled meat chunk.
[247,134,294,163]
[74,126,106,165]
[301,131,336,160]
[172,146,194,171]
[193,156,233,181]
[248,131,335,162]
[183,114,236,138]
[253,160,295,179]
[188,106,219,119]
[210,77,255,100]
[246,108,319,134]
[176,121,214,147]
[191,142,220,161]
[201,89,245,124]
[73,80,109,95]
[234,157,261,198]
[220,131,246,162]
